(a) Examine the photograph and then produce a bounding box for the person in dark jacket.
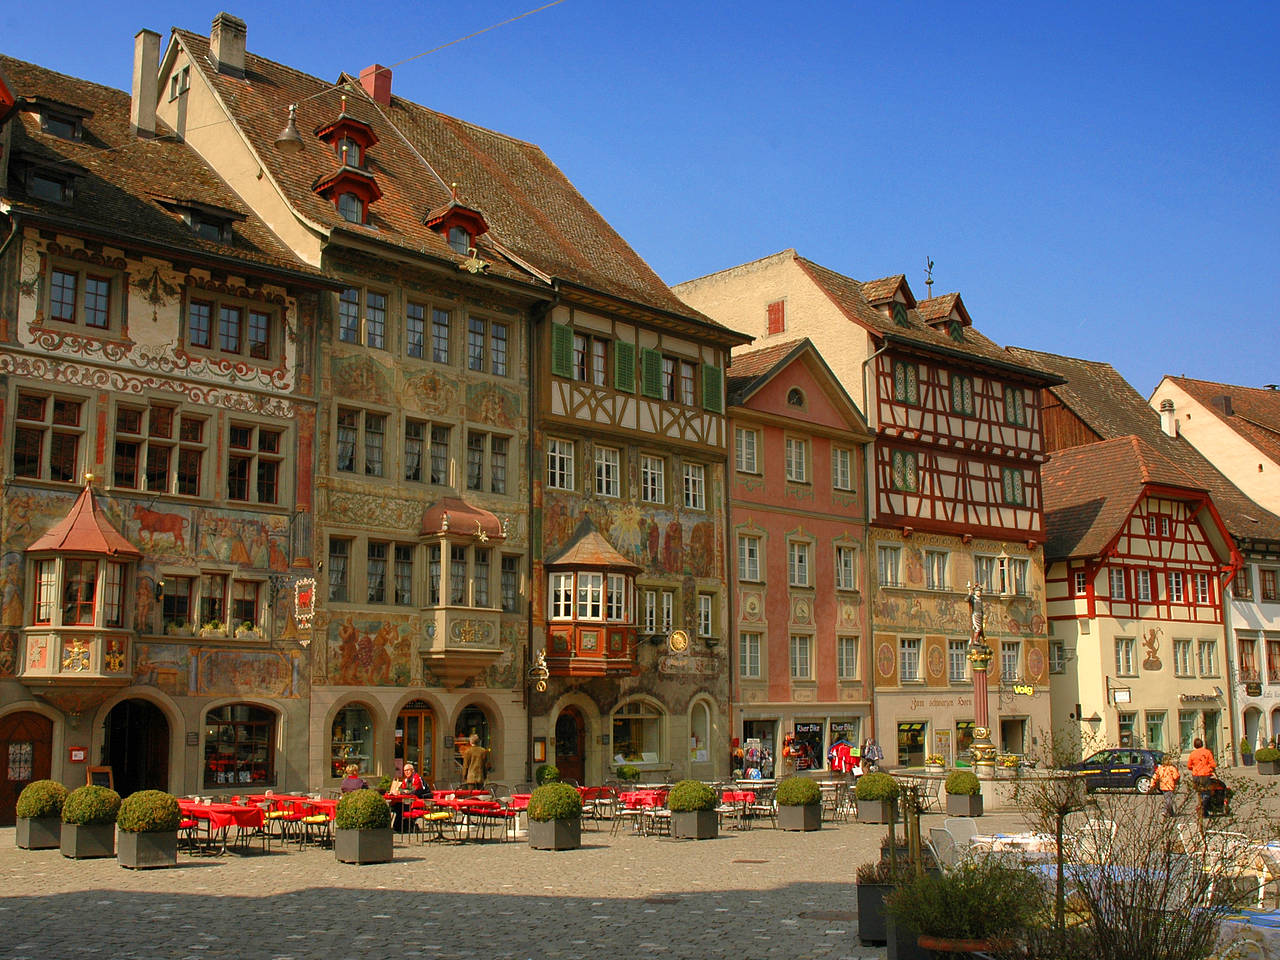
[339,763,368,793]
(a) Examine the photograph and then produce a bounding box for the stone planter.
[1242,754,1255,767]
[61,822,116,859]
[924,764,945,776]
[886,915,931,960]
[856,798,897,824]
[16,816,61,850]
[672,809,718,840]
[946,792,983,817]
[118,830,177,869]
[334,827,394,864]
[857,882,892,944]
[778,802,822,831]
[528,818,581,850]
[1257,760,1280,776]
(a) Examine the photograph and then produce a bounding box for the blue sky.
[5,1,1277,396]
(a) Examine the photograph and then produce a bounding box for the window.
[1194,573,1210,604]
[950,374,974,415]
[949,639,969,682]
[394,544,414,605]
[1001,641,1021,681]
[227,423,283,504]
[367,543,388,603]
[1169,571,1185,603]
[740,632,762,678]
[1234,565,1254,600]
[231,580,260,628]
[1117,712,1137,747]
[501,557,521,613]
[467,431,510,494]
[429,426,451,485]
[404,420,426,482]
[825,635,856,680]
[112,404,207,496]
[790,635,812,679]
[735,428,759,474]
[836,546,857,591]
[550,572,574,619]
[335,408,385,478]
[738,535,761,582]
[641,589,674,632]
[203,704,275,788]
[1003,386,1026,425]
[766,300,785,335]
[161,575,193,631]
[595,446,621,498]
[1238,635,1259,680]
[448,226,470,254]
[697,593,713,638]
[406,303,426,359]
[832,447,853,490]
[336,288,386,347]
[975,555,997,593]
[784,437,809,483]
[473,548,491,607]
[788,541,810,587]
[612,700,663,765]
[1173,639,1193,676]
[168,66,189,100]
[656,356,697,405]
[607,573,630,622]
[336,136,362,166]
[924,550,948,591]
[1262,568,1279,602]
[1197,640,1218,676]
[1049,640,1066,674]
[576,572,603,619]
[1135,569,1152,602]
[185,296,276,360]
[683,463,705,509]
[787,388,804,407]
[62,559,99,625]
[641,455,665,503]
[328,538,351,602]
[1267,638,1280,683]
[337,192,364,223]
[1001,468,1025,505]
[878,545,902,587]
[430,308,451,364]
[1145,711,1166,752]
[48,266,113,329]
[547,439,574,490]
[1179,711,1197,752]
[891,450,918,492]
[32,560,55,625]
[467,317,509,375]
[200,572,227,627]
[1110,567,1127,601]
[893,361,919,404]
[573,333,608,386]
[900,637,921,681]
[1073,571,1088,596]
[1115,637,1136,676]
[1008,558,1029,596]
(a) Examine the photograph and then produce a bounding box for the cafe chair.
[302,811,333,848]
[928,827,965,870]
[747,787,777,829]
[944,817,980,849]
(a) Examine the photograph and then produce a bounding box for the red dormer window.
[314,113,378,168]
[425,200,488,255]
[314,169,382,225]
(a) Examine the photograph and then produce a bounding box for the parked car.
[1065,748,1162,793]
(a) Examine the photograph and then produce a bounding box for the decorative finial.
[341,94,347,114]
[450,181,458,198]
[474,520,489,543]
[925,256,935,299]
[83,472,95,485]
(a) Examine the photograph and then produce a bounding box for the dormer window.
[191,212,231,243]
[43,113,79,140]
[448,226,470,255]
[425,200,489,255]
[28,170,71,204]
[338,192,364,223]
[337,137,362,167]
[154,197,245,244]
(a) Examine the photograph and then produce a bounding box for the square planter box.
[335,827,394,864]
[61,822,116,859]
[118,831,177,869]
[857,798,897,824]
[886,916,932,960]
[673,809,718,840]
[16,816,61,850]
[778,803,822,831]
[528,818,581,850]
[946,792,983,817]
[857,881,892,944]
[1257,760,1280,776]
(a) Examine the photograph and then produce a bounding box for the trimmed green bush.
[616,764,641,782]
[335,788,392,830]
[535,763,560,785]
[15,780,68,820]
[117,790,181,833]
[528,782,582,822]
[1255,747,1280,763]
[855,772,899,801]
[885,855,1045,940]
[1241,738,1254,755]
[62,784,121,825]
[667,779,717,812]
[776,775,822,806]
[945,770,981,796]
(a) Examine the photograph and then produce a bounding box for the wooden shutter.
[640,347,662,398]
[614,340,636,393]
[701,363,723,413]
[550,323,573,378]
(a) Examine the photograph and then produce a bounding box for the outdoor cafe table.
[1218,908,1280,960]
[177,800,264,854]
[432,789,489,800]
[972,832,1056,854]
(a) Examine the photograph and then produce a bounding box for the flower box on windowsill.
[165,623,193,638]
[199,624,227,639]
[235,627,262,641]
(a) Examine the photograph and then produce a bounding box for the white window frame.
[735,428,759,474]
[1197,639,1218,677]
[924,550,948,591]
[789,634,812,680]
[837,636,859,680]
[697,593,713,638]
[832,447,853,491]
[594,446,621,498]
[784,436,809,483]
[1115,637,1136,676]
[550,572,574,620]
[948,639,969,683]
[683,462,706,510]
[899,637,921,682]
[788,541,811,587]
[1001,640,1021,681]
[738,534,761,582]
[1135,569,1152,602]
[878,544,901,588]
[1169,571,1185,603]
[547,438,575,490]
[1174,638,1193,677]
[641,455,665,504]
[740,632,761,678]
[1110,567,1127,601]
[835,546,857,591]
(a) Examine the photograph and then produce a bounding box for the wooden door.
[396,702,434,784]
[1,712,53,826]
[554,708,585,785]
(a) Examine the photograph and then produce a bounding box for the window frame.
[832,446,853,491]
[334,407,388,479]
[877,544,902,588]
[837,635,859,680]
[546,438,575,491]
[1115,636,1137,676]
[899,636,922,682]
[740,631,762,678]
[835,545,858,591]
[789,634,813,680]
[111,401,208,498]
[948,639,969,683]
[784,436,809,484]
[595,445,621,498]
[466,314,510,376]
[335,286,389,349]
[682,462,706,510]
[924,549,948,591]
[47,262,118,331]
[738,534,762,582]
[12,389,87,484]
[735,427,759,475]
[640,454,665,504]
[787,540,811,588]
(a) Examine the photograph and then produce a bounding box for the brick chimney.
[210,12,247,78]
[130,29,161,138]
[360,64,392,107]
[1159,398,1178,437]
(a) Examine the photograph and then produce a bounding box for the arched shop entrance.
[396,700,435,783]
[0,712,53,826]
[104,699,170,797]
[554,707,585,785]
[453,705,490,781]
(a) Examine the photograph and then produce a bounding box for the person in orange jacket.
[1186,738,1216,817]
[1151,755,1181,818]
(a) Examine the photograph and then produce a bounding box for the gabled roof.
[0,55,322,282]
[1161,377,1280,465]
[725,339,807,399]
[1006,347,1280,543]
[860,274,914,308]
[916,292,972,329]
[726,337,870,437]
[1042,436,1205,560]
[546,518,640,571]
[26,484,141,557]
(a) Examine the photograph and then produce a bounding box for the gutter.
[860,342,888,743]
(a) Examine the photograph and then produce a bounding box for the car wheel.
[1135,775,1152,794]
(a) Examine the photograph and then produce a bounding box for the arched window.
[448,226,470,254]
[204,703,276,788]
[330,702,374,780]
[689,701,711,765]
[453,704,490,777]
[612,698,664,765]
[338,192,364,223]
[786,387,805,408]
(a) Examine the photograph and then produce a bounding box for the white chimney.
[1159,398,1178,437]
[210,12,246,78]
[130,29,161,138]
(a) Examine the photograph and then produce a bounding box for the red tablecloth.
[619,790,667,808]
[178,801,264,831]
[432,789,489,800]
[293,798,337,817]
[509,794,530,810]
[721,791,756,804]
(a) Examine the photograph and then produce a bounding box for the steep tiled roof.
[174,29,715,325]
[546,520,640,571]
[1006,347,1280,542]
[1163,377,1280,465]
[860,275,907,306]
[726,339,806,403]
[0,55,319,279]
[916,293,962,323]
[26,484,141,557]
[1041,436,1204,559]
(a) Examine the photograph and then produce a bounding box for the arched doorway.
[1243,707,1264,751]
[1,712,53,826]
[453,704,490,782]
[554,707,585,785]
[104,699,170,797]
[396,700,435,783]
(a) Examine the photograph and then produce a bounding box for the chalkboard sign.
[86,766,113,789]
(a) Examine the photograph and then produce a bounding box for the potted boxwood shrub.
[616,764,641,783]
[776,775,822,831]
[1255,746,1280,776]
[945,770,983,817]
[527,781,582,851]
[534,763,560,785]
[61,784,121,859]
[668,779,718,840]
[334,788,393,864]
[1241,738,1255,767]
[15,779,68,850]
[117,790,181,869]
[855,773,899,824]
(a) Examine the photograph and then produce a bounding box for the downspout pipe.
[860,342,889,744]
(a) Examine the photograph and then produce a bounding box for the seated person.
[339,763,368,794]
[389,762,426,830]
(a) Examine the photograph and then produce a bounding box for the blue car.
[1066,748,1162,794]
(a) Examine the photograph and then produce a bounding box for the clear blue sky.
[5,1,1277,396]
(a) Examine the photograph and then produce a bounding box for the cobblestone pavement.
[1,811,1035,960]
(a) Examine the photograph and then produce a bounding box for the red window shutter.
[767,300,785,335]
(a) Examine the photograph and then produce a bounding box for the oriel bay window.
[425,543,499,609]
[31,557,129,627]
[548,571,633,623]
[544,525,640,673]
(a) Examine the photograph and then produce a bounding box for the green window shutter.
[614,341,636,393]
[701,363,723,413]
[550,323,573,378]
[640,347,662,398]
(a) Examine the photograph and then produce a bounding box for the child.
[1152,754,1180,818]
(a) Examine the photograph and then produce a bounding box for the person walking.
[1186,738,1216,817]
[1152,754,1180,818]
[461,733,490,789]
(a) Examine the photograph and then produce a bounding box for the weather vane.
[925,256,935,298]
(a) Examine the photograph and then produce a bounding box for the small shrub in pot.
[534,763,560,785]
[334,788,393,864]
[944,770,983,817]
[777,775,822,831]
[855,772,899,824]
[117,790,181,869]
[61,784,121,859]
[15,780,67,850]
[1256,746,1280,775]
[528,781,582,850]
[668,779,718,840]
